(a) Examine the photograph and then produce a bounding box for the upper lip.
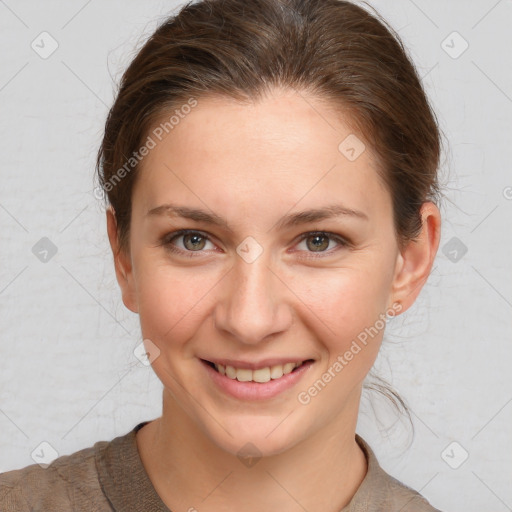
[201,357,313,370]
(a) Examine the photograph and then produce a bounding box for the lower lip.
[200,359,314,401]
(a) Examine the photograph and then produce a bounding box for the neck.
[137,388,367,512]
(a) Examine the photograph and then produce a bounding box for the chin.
[203,413,306,459]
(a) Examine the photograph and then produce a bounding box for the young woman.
[0,0,445,510]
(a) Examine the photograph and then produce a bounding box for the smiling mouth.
[201,359,314,383]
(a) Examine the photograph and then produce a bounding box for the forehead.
[134,89,391,223]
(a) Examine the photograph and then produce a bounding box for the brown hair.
[95,0,445,430]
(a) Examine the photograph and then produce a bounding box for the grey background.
[1,1,511,510]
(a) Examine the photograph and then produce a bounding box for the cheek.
[135,260,222,349]
[293,263,390,320]
[285,264,391,358]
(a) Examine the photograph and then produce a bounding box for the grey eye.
[182,233,207,251]
[306,234,330,251]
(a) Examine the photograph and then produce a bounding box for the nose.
[214,252,293,345]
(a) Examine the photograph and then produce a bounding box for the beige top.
[0,421,442,511]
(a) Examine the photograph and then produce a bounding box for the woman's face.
[115,89,406,456]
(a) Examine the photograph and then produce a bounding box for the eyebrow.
[146,202,368,230]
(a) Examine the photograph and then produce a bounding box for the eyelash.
[161,229,349,259]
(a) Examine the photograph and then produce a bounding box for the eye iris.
[183,233,206,251]
[307,234,329,252]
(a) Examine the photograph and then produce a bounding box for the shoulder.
[378,470,443,511]
[350,434,444,512]
[0,440,111,512]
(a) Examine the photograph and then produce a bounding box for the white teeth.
[225,365,237,379]
[253,367,271,383]
[236,368,252,382]
[270,364,284,379]
[213,361,303,382]
[283,362,296,374]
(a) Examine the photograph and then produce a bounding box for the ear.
[389,201,441,314]
[106,206,138,313]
